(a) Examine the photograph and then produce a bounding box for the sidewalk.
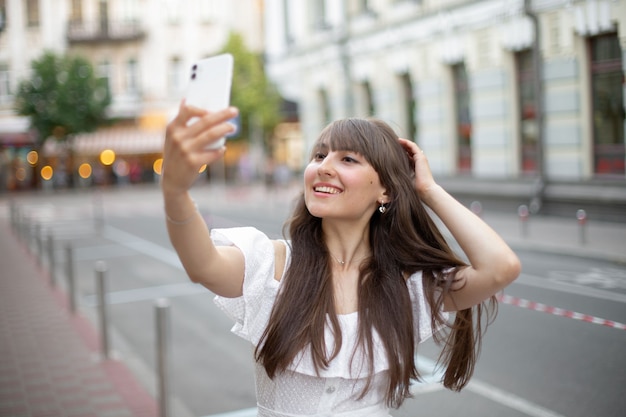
[0,183,624,417]
[480,209,626,265]
[0,218,158,417]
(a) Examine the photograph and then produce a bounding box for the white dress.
[213,227,444,417]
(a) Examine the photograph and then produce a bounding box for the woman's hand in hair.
[162,101,238,196]
[398,138,438,199]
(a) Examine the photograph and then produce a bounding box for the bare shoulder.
[271,240,287,282]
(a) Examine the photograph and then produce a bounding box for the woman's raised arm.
[398,138,521,311]
[161,101,245,297]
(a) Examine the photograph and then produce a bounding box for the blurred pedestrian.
[161,102,520,416]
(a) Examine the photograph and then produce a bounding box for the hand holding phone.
[184,53,234,149]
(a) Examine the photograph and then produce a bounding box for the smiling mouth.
[314,186,342,194]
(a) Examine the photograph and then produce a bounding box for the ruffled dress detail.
[213,227,445,417]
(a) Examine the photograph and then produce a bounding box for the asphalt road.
[8,184,626,417]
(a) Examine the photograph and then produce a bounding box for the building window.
[26,0,39,27]
[98,59,113,98]
[516,49,538,175]
[99,0,109,34]
[547,13,560,55]
[121,0,139,23]
[318,88,331,126]
[0,0,6,30]
[283,0,293,44]
[199,0,219,23]
[590,33,625,177]
[163,0,180,25]
[0,64,11,104]
[358,81,374,117]
[356,0,370,14]
[70,0,83,23]
[125,58,139,95]
[398,72,417,142]
[452,63,472,174]
[169,57,184,95]
[311,0,327,30]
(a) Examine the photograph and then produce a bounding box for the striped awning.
[72,129,165,156]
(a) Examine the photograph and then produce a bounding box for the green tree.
[14,50,110,146]
[219,32,281,150]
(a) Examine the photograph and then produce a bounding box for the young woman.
[162,102,521,417]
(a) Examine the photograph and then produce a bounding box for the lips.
[313,184,342,194]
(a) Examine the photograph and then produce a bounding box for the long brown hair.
[255,118,497,408]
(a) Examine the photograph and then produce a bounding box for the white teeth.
[315,186,340,194]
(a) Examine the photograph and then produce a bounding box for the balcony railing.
[67,19,145,44]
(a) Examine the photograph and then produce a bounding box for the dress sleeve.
[212,227,280,344]
[406,271,450,344]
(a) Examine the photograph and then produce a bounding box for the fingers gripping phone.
[185,53,234,149]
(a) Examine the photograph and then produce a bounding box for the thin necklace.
[329,252,368,266]
[330,253,346,265]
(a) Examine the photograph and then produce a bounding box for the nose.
[317,156,335,177]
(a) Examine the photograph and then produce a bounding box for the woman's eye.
[343,156,357,163]
[314,152,326,160]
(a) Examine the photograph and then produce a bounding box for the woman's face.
[303,142,388,222]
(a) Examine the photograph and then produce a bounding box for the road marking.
[74,244,137,261]
[82,282,208,306]
[549,267,626,290]
[466,379,567,417]
[103,225,184,269]
[517,272,626,304]
[414,355,567,417]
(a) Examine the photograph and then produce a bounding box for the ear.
[378,189,391,205]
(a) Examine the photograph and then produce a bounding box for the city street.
[2,183,626,417]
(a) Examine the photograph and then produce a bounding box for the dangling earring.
[378,202,387,214]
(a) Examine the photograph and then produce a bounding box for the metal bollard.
[19,210,28,243]
[16,209,25,242]
[93,193,104,234]
[9,201,17,231]
[66,244,77,313]
[25,216,34,253]
[47,232,56,286]
[470,201,483,218]
[518,204,530,238]
[95,261,110,359]
[35,223,43,266]
[576,209,587,245]
[155,298,171,417]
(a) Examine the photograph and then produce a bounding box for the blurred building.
[0,0,263,190]
[264,0,626,220]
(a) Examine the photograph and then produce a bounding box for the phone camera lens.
[191,73,196,79]
[192,64,197,71]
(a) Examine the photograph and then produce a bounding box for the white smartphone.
[184,53,234,149]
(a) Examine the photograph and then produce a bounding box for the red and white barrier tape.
[497,294,626,331]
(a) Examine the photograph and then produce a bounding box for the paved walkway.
[0,183,624,417]
[0,219,158,417]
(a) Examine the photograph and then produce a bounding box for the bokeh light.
[99,149,116,166]
[41,165,53,181]
[15,167,27,181]
[78,163,92,179]
[26,151,39,165]
[153,158,163,175]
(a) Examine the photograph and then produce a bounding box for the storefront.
[40,129,166,188]
[0,118,37,192]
